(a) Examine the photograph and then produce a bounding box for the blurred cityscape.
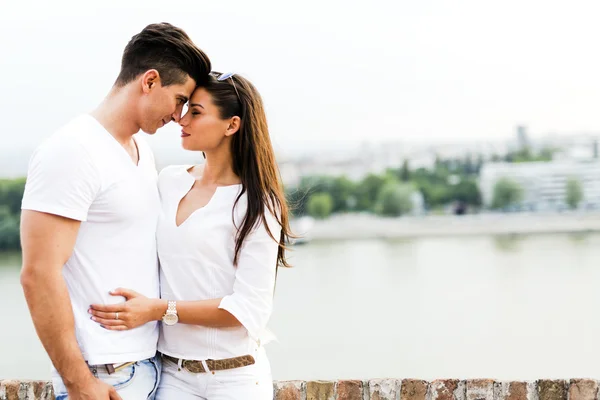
[278,125,600,218]
[4,125,600,232]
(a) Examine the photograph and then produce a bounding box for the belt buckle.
[106,361,136,375]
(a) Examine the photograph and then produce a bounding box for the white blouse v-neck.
[156,164,280,360]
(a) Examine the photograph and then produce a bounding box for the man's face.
[139,75,196,134]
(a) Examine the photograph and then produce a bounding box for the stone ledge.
[1,379,599,400]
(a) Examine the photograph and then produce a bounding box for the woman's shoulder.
[157,164,193,192]
[159,164,194,179]
[233,196,283,236]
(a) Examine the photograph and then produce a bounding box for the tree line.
[0,178,25,251]
[286,157,483,219]
[0,147,581,250]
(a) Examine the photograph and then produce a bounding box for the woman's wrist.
[152,299,169,321]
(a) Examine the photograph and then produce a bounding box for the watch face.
[163,313,178,326]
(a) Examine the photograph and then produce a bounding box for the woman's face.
[178,87,235,152]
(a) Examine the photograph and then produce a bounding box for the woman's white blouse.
[156,165,280,360]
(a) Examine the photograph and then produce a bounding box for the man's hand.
[67,376,122,400]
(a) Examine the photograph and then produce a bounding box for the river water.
[2,234,600,381]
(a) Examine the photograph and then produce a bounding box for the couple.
[20,23,291,400]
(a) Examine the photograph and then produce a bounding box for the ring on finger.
[115,312,119,320]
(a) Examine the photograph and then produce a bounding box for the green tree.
[503,147,554,163]
[400,160,411,182]
[0,178,26,215]
[450,179,482,207]
[538,147,554,161]
[354,174,388,212]
[0,206,20,250]
[375,181,414,217]
[286,187,310,216]
[293,176,356,214]
[565,177,583,210]
[492,178,523,209]
[330,177,356,212]
[307,193,333,219]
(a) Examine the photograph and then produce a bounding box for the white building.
[479,161,600,210]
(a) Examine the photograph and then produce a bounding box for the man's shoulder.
[41,115,99,150]
[29,115,104,175]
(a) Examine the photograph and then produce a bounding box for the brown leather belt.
[161,353,255,373]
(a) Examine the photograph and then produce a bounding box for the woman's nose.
[178,114,188,126]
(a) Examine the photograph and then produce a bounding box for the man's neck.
[91,86,140,146]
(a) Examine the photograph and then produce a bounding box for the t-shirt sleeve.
[21,137,101,222]
[218,209,282,340]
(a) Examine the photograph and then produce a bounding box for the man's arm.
[20,210,119,399]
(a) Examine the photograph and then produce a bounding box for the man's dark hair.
[115,22,211,88]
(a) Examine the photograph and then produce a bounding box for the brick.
[306,381,335,400]
[430,380,465,400]
[538,380,567,400]
[569,379,598,400]
[369,379,400,400]
[20,381,37,400]
[36,381,54,400]
[275,380,305,400]
[495,382,530,400]
[337,380,363,400]
[467,379,494,400]
[401,379,428,400]
[0,380,20,400]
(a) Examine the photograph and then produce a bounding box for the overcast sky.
[3,0,600,156]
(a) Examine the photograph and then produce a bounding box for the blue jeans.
[52,355,162,400]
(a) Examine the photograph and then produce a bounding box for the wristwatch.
[162,301,178,326]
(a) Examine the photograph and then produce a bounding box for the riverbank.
[304,212,600,241]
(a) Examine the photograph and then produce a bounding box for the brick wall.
[1,378,597,400]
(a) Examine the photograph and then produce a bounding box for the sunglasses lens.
[218,72,235,81]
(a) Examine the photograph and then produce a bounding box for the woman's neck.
[199,150,240,186]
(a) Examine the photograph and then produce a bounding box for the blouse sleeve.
[218,210,281,340]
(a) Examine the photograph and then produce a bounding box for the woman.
[89,71,292,399]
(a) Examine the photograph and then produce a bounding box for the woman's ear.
[225,116,241,137]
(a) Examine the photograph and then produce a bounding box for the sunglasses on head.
[210,71,241,103]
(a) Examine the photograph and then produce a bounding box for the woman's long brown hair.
[200,72,292,270]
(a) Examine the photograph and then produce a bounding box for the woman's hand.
[89,288,166,331]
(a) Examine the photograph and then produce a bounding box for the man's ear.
[141,69,161,94]
[225,116,241,137]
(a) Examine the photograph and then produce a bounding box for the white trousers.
[155,347,273,400]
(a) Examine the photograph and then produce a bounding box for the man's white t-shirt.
[21,114,161,365]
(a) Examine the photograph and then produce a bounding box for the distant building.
[411,191,425,215]
[479,161,600,210]
[516,125,530,150]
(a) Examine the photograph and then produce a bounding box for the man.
[20,23,211,399]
